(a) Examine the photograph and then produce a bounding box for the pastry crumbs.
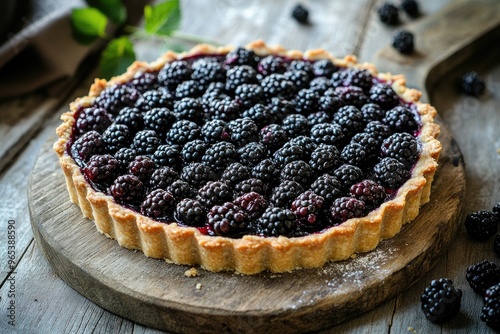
[184,268,199,277]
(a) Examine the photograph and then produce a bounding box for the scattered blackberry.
[307,111,331,126]
[152,144,182,170]
[224,47,258,68]
[495,235,500,258]
[95,84,141,115]
[175,80,204,99]
[167,120,200,145]
[238,142,267,167]
[129,71,158,93]
[485,284,500,303]
[310,174,343,204]
[206,97,241,122]
[310,122,345,146]
[330,197,366,224]
[335,86,369,108]
[259,124,288,152]
[191,59,226,87]
[280,160,315,186]
[464,210,499,241]
[180,162,216,188]
[128,156,156,182]
[268,97,296,121]
[149,166,179,191]
[140,189,175,220]
[482,297,500,330]
[234,192,268,220]
[361,103,385,122]
[260,74,295,99]
[331,69,373,93]
[291,4,309,24]
[225,65,258,91]
[460,71,486,97]
[494,203,500,215]
[309,76,333,94]
[373,157,410,190]
[133,130,161,155]
[378,3,399,25]
[291,191,326,226]
[175,198,206,227]
[242,104,275,127]
[102,124,131,153]
[252,159,280,184]
[384,106,419,134]
[288,136,318,157]
[114,107,144,132]
[271,180,304,207]
[312,59,338,77]
[201,119,230,143]
[285,70,310,90]
[114,147,137,168]
[364,121,393,143]
[350,180,386,210]
[281,114,310,137]
[197,181,233,208]
[256,207,297,237]
[392,30,414,54]
[381,132,419,169]
[220,162,251,186]
[334,164,364,190]
[71,131,104,164]
[207,202,249,237]
[158,60,192,89]
[370,83,400,110]
[136,89,173,111]
[273,144,305,168]
[227,117,259,147]
[401,0,419,17]
[235,84,265,109]
[309,145,340,173]
[75,107,112,134]
[333,105,365,137]
[181,140,208,163]
[201,141,238,172]
[421,278,462,323]
[466,260,500,294]
[258,55,288,76]
[167,180,197,200]
[341,143,368,168]
[143,107,177,138]
[110,174,145,204]
[83,154,120,187]
[319,88,343,113]
[174,97,205,124]
[293,88,320,114]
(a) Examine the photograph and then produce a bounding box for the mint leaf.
[99,37,136,79]
[144,0,181,36]
[85,0,127,24]
[71,8,108,40]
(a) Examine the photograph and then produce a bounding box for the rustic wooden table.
[1,0,500,333]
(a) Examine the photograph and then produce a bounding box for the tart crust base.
[54,40,442,275]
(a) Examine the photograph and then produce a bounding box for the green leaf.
[99,36,136,79]
[71,8,108,39]
[144,0,181,36]
[85,0,127,24]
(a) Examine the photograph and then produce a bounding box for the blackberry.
[167,120,200,145]
[485,284,500,303]
[133,130,161,155]
[191,59,226,87]
[351,132,381,159]
[494,203,500,215]
[235,178,267,196]
[482,297,500,330]
[333,105,365,137]
[235,84,265,109]
[312,59,338,77]
[310,122,345,146]
[335,86,369,108]
[173,98,205,125]
[401,0,419,17]
[201,119,230,143]
[330,197,366,224]
[381,132,419,169]
[95,84,141,115]
[110,174,145,204]
[102,124,131,153]
[309,77,333,94]
[234,192,268,220]
[373,157,410,190]
[128,71,158,93]
[259,124,288,152]
[318,88,343,113]
[282,114,310,137]
[289,60,314,78]
[158,60,192,89]
[370,83,400,110]
[140,189,175,220]
[252,159,280,184]
[167,180,197,200]
[207,202,249,237]
[227,117,259,147]
[114,147,137,168]
[71,130,104,164]
[495,235,500,258]
[361,103,385,122]
[220,162,251,186]
[225,65,258,91]
[331,69,373,93]
[242,104,275,127]
[256,207,297,237]
[284,70,310,90]
[307,111,331,126]
[377,3,399,25]
[466,260,500,294]
[293,88,320,114]
[383,106,419,133]
[258,55,288,76]
[287,136,318,157]
[271,180,304,207]
[143,107,177,137]
[341,143,368,167]
[310,174,343,204]
[280,160,315,186]
[75,107,112,134]
[128,156,156,182]
[175,80,204,99]
[175,198,206,227]
[136,89,173,111]
[291,4,309,24]
[350,180,386,210]
[114,107,143,132]
[197,181,233,208]
[152,144,182,170]
[421,278,462,323]
[464,210,499,241]
[180,162,216,188]
[268,97,296,121]
[238,142,267,167]
[364,121,393,143]
[206,97,241,122]
[291,191,326,226]
[460,71,486,97]
[181,140,208,163]
[224,47,258,68]
[334,164,364,190]
[83,154,120,187]
[201,141,237,172]
[260,74,295,99]
[203,81,227,101]
[149,166,179,191]
[392,30,414,54]
[273,144,305,168]
[309,145,340,173]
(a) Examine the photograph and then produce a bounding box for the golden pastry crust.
[54,40,442,275]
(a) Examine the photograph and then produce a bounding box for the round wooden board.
[29,120,465,334]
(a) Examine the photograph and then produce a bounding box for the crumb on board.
[184,267,199,277]
[407,326,417,333]
[196,283,202,290]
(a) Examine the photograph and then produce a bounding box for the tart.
[54,40,441,275]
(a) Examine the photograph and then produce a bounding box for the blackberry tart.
[54,40,441,274]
